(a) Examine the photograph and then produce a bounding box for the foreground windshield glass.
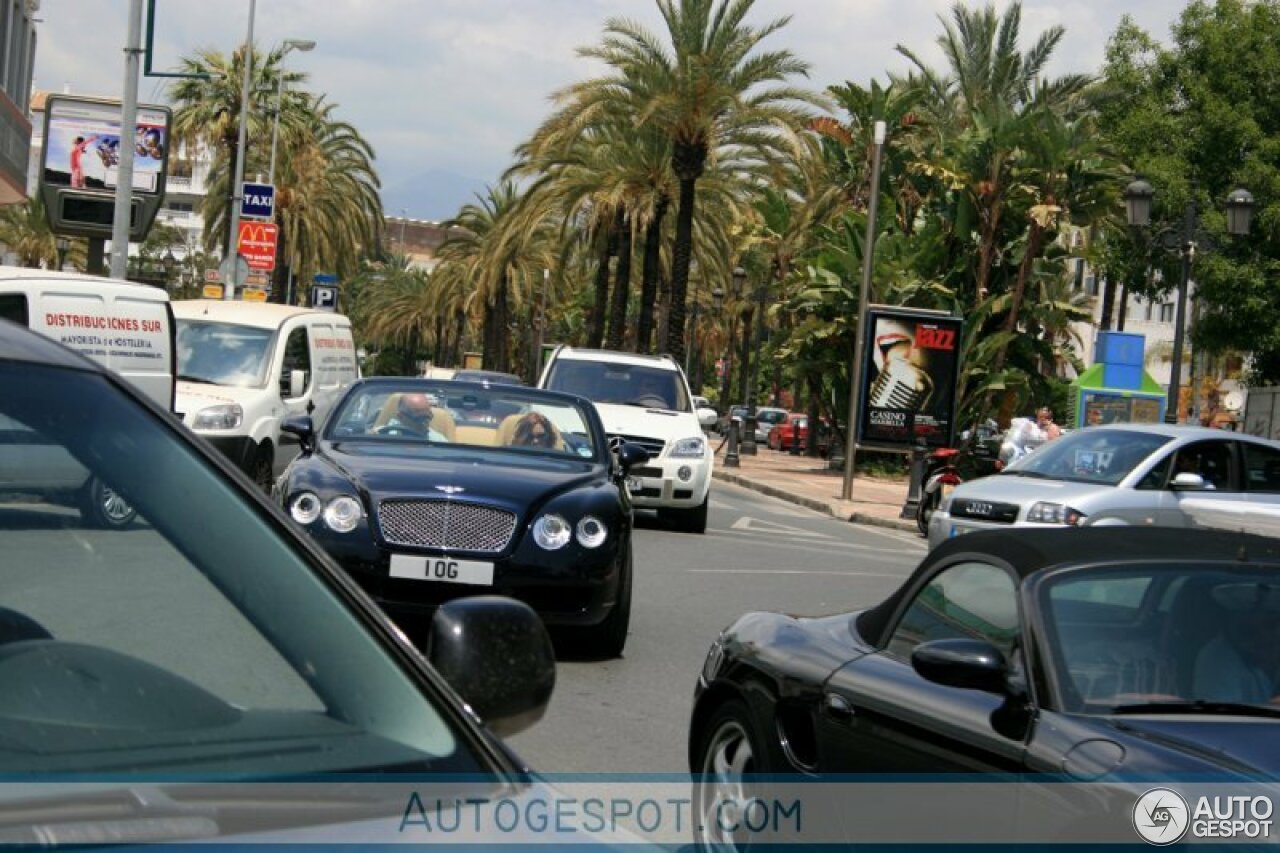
[0,364,477,776]
[176,320,273,388]
[329,383,599,459]
[1006,429,1171,485]
[544,361,690,412]
[1043,566,1280,714]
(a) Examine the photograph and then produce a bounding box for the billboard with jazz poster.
[857,306,963,449]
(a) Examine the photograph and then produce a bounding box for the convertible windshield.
[176,320,274,388]
[1042,566,1280,714]
[0,363,479,776]
[327,382,600,459]
[1003,429,1172,485]
[543,360,690,412]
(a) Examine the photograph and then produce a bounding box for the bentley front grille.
[377,499,517,553]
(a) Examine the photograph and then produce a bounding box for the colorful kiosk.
[1069,332,1167,427]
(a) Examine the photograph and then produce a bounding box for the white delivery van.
[0,267,175,409]
[0,267,176,528]
[170,300,359,489]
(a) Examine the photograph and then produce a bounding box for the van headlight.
[1026,502,1086,526]
[193,403,243,430]
[533,513,572,550]
[670,437,706,458]
[323,496,363,533]
[289,491,322,525]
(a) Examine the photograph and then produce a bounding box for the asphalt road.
[506,481,927,773]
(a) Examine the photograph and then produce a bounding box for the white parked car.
[539,347,712,533]
[692,395,719,431]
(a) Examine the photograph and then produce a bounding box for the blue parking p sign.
[241,182,275,220]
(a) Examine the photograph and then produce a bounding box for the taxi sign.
[241,287,268,302]
[202,283,225,300]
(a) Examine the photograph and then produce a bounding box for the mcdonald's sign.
[237,221,279,271]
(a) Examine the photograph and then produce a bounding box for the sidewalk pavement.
[710,441,920,535]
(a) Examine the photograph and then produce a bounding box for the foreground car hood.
[951,474,1111,507]
[1110,717,1280,775]
[320,444,600,506]
[592,402,702,441]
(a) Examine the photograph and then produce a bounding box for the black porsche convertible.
[276,378,649,657]
[690,528,1280,847]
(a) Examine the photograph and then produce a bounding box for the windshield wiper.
[176,374,217,385]
[1000,469,1050,478]
[1112,701,1280,718]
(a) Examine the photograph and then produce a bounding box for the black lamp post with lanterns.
[1122,178,1255,424]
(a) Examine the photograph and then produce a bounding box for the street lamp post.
[694,286,724,393]
[741,277,769,456]
[162,249,177,291]
[720,267,746,411]
[268,38,315,185]
[1123,178,1255,424]
[841,120,887,501]
[55,237,70,271]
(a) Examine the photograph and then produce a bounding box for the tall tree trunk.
[448,308,466,365]
[1116,282,1128,331]
[989,222,1046,418]
[974,169,1006,300]
[433,314,445,364]
[483,276,511,372]
[637,196,668,353]
[401,327,419,376]
[665,144,705,360]
[586,232,612,349]
[806,374,822,457]
[606,209,632,350]
[656,272,671,352]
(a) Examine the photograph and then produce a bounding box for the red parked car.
[767,412,810,451]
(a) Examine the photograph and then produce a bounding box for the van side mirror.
[285,369,307,399]
[425,596,555,738]
[280,415,315,455]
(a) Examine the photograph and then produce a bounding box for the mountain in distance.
[381,168,490,222]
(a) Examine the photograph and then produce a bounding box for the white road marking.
[697,529,924,560]
[730,515,833,539]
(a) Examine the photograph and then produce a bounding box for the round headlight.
[289,491,322,525]
[533,513,571,550]
[576,515,608,549]
[323,496,363,533]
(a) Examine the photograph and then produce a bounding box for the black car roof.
[857,528,1280,646]
[0,317,103,371]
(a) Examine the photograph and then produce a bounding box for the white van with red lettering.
[0,268,175,409]
[0,267,175,528]
[170,300,358,490]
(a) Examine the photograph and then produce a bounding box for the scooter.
[915,421,1002,535]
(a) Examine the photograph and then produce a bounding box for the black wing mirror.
[912,638,1009,695]
[616,442,650,474]
[281,415,315,455]
[425,596,555,738]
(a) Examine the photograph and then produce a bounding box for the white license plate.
[389,554,494,586]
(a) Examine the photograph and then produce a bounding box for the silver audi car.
[927,423,1280,549]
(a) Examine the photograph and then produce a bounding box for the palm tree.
[567,0,817,360]
[0,195,61,268]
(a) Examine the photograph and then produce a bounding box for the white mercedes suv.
[539,346,712,533]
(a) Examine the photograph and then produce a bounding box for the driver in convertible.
[1192,584,1280,704]
[383,393,449,441]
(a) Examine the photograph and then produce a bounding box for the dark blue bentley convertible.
[276,378,649,657]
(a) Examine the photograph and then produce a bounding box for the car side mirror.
[616,442,650,474]
[1171,472,1209,491]
[425,596,555,738]
[286,369,307,399]
[280,415,315,455]
[912,639,1009,695]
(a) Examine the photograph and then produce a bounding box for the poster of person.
[857,307,962,449]
[42,97,169,194]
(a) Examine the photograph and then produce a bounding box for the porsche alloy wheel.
[695,700,767,852]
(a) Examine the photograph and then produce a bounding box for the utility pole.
[225,0,257,300]
[109,0,144,279]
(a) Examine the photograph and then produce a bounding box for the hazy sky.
[33,1,1183,218]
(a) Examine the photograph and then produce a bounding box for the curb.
[712,469,920,535]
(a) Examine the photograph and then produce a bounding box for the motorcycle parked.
[915,421,1003,535]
